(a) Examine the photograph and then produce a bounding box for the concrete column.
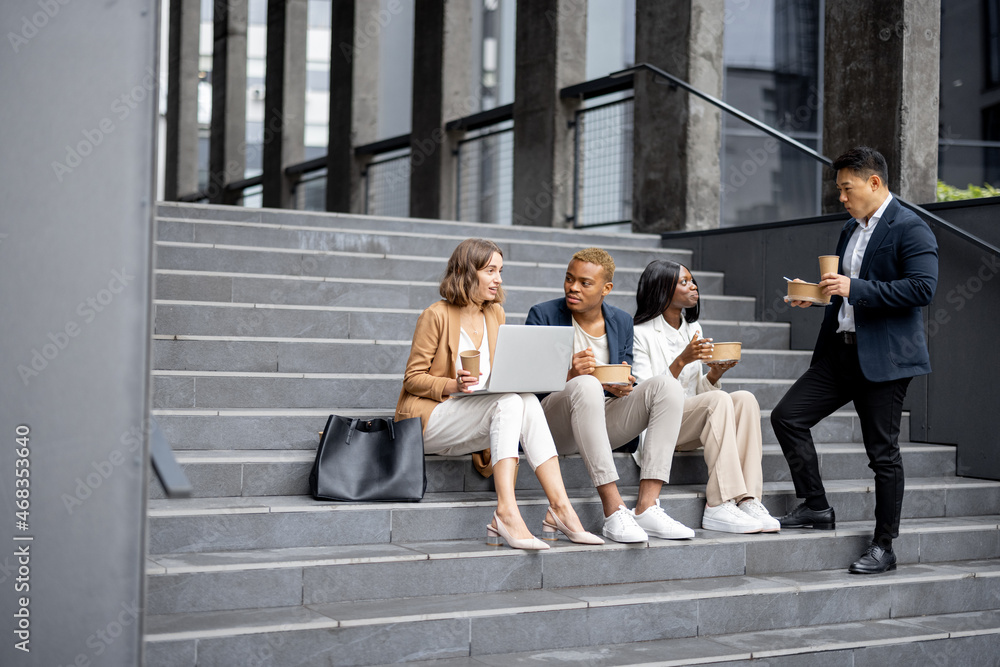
[633,0,724,233]
[327,0,380,213]
[1,1,156,663]
[262,0,308,209]
[822,0,940,210]
[511,0,586,228]
[165,0,201,200]
[209,0,248,205]
[409,0,475,221]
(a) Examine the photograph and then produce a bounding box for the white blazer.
[631,315,723,466]
[632,315,720,399]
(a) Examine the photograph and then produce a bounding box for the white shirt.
[837,193,892,333]
[632,315,720,399]
[571,317,610,365]
[458,315,491,391]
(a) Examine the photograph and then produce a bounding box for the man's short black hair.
[832,146,888,184]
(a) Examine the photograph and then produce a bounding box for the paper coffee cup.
[819,255,839,277]
[460,350,480,378]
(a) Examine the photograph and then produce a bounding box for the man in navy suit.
[772,146,939,574]
[526,248,694,543]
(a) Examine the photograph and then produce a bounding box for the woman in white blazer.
[632,260,779,534]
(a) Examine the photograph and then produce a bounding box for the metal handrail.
[355,134,411,156]
[616,62,1000,258]
[175,61,999,256]
[446,103,513,132]
[561,72,635,100]
[611,63,829,167]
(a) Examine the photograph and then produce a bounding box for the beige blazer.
[395,299,504,430]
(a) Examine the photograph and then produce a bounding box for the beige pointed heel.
[487,512,549,550]
[541,506,605,545]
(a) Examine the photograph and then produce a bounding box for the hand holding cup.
[456,350,481,393]
[679,332,714,366]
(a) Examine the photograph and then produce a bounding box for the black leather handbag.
[309,415,426,502]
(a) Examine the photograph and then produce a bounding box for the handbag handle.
[344,418,394,446]
[344,419,360,446]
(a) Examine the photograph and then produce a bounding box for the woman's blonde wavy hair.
[439,238,505,308]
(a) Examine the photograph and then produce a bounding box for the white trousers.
[423,392,558,470]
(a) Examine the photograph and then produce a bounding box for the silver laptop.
[450,325,573,397]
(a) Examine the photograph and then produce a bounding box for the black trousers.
[771,335,911,546]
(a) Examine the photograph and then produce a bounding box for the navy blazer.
[814,196,938,383]
[525,297,634,366]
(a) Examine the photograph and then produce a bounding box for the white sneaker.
[703,499,763,534]
[738,498,781,533]
[632,500,695,539]
[602,505,648,543]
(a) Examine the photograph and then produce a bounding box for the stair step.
[143,558,1000,666]
[154,240,727,294]
[145,479,1000,554]
[143,518,1000,615]
[151,369,812,411]
[152,300,791,348]
[145,204,996,666]
[154,217,692,266]
[147,443,956,500]
[152,334,799,376]
[155,203,670,249]
[151,408,896,450]
[153,268,754,319]
[363,609,1000,667]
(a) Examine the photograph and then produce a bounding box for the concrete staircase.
[144,203,1000,666]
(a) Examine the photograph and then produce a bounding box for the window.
[986,0,1000,88]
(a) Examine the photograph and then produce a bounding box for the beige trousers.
[675,390,763,506]
[541,374,684,486]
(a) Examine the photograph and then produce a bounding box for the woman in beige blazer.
[396,238,601,549]
[632,259,780,534]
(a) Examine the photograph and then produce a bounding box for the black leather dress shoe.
[849,543,897,574]
[778,502,836,530]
